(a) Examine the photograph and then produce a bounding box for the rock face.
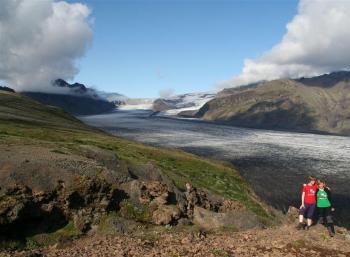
[22,79,115,115]
[0,177,124,236]
[195,71,350,135]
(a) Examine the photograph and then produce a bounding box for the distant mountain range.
[22,79,117,115]
[5,71,350,135]
[189,71,350,136]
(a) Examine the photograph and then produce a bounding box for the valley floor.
[3,224,350,257]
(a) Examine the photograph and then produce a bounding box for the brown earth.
[2,223,350,257]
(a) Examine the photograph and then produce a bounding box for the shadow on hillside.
[226,100,318,132]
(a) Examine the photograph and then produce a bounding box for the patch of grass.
[320,232,329,241]
[291,239,306,249]
[25,237,39,250]
[211,248,232,257]
[27,222,81,247]
[97,212,117,233]
[51,149,67,154]
[0,239,24,251]
[119,200,151,223]
[219,224,239,233]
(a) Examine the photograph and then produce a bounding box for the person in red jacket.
[297,176,318,230]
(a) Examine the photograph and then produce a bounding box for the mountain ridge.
[191,71,350,136]
[21,79,116,115]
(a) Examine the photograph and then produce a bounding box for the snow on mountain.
[97,91,128,105]
[96,91,215,114]
[153,92,216,115]
[118,98,155,110]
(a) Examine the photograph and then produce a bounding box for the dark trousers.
[318,207,335,234]
[318,207,333,223]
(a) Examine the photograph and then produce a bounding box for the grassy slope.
[200,80,350,135]
[0,91,270,219]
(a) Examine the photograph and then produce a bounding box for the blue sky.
[73,0,298,98]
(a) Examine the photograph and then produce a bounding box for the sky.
[73,0,298,98]
[2,0,350,99]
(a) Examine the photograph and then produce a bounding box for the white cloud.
[221,0,350,89]
[159,88,174,98]
[0,0,92,92]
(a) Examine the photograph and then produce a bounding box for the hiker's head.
[185,182,192,191]
[308,176,316,185]
[318,180,326,189]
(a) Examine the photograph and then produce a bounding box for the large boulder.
[121,179,183,225]
[127,164,186,211]
[193,206,261,231]
[152,205,181,225]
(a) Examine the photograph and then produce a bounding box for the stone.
[177,218,192,226]
[152,205,181,225]
[193,206,260,231]
[287,206,299,217]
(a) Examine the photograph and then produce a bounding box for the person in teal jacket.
[317,180,335,237]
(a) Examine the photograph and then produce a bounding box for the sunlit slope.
[197,79,350,135]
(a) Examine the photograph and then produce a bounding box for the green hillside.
[0,90,270,221]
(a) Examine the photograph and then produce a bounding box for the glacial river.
[79,110,350,225]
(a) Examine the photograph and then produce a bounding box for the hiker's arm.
[327,189,335,211]
[300,191,305,209]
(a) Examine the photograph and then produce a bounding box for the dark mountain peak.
[53,78,70,87]
[71,82,87,90]
[295,70,350,88]
[0,86,15,93]
[21,79,115,115]
[53,79,87,93]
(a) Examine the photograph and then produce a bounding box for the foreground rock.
[0,143,266,250]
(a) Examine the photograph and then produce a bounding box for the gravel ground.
[3,224,350,257]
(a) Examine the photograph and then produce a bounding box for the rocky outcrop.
[0,158,257,242]
[0,177,125,236]
[152,99,177,112]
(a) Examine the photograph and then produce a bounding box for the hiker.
[316,180,335,237]
[297,176,317,230]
